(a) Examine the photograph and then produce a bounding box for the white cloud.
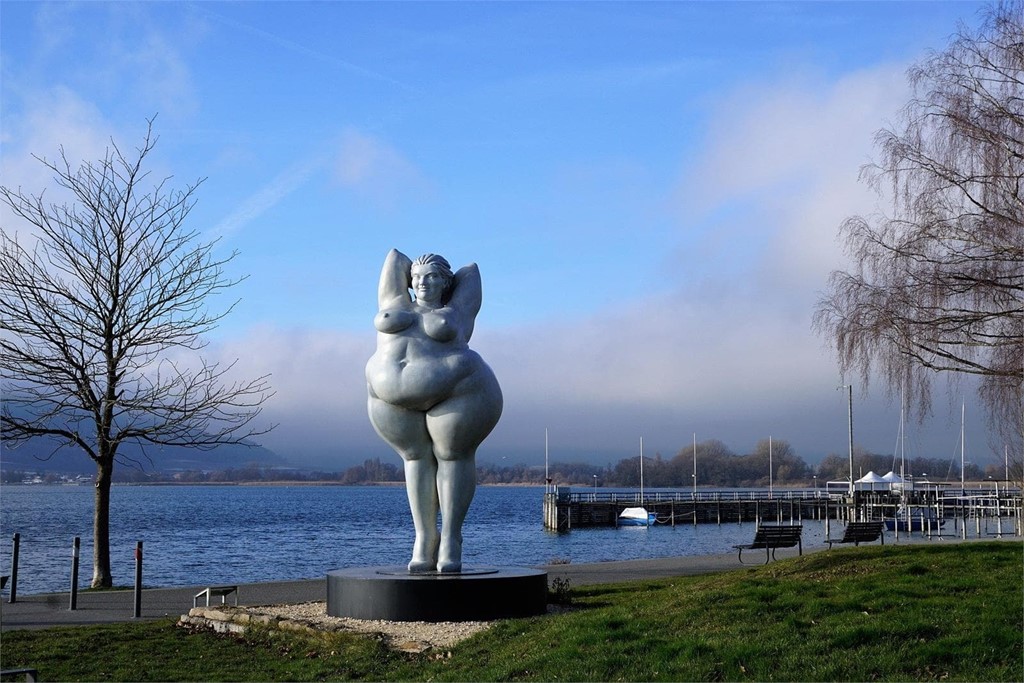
[209,126,433,240]
[118,26,199,120]
[677,64,910,293]
[0,87,113,186]
[1,2,204,224]
[686,66,907,208]
[484,288,833,418]
[77,3,202,121]
[333,128,433,208]
[31,2,79,58]
[0,88,118,238]
[14,4,201,124]
[215,325,372,411]
[207,326,380,464]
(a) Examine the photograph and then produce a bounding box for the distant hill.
[0,437,288,475]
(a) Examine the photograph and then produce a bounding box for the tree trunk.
[92,459,114,588]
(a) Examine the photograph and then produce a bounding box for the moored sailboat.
[618,506,657,526]
[618,437,653,526]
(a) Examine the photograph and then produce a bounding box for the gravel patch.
[243,601,493,652]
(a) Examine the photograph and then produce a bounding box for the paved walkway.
[1,577,327,631]
[2,536,1018,631]
[0,549,777,630]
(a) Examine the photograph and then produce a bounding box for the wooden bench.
[734,524,803,564]
[825,520,885,549]
[193,585,238,608]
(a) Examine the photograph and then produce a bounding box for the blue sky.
[1,1,1000,473]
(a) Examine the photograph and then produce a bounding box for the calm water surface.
[0,484,836,595]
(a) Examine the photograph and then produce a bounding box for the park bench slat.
[733,524,803,564]
[825,520,885,549]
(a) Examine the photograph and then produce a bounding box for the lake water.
[0,484,839,595]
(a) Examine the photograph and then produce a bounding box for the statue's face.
[411,264,446,305]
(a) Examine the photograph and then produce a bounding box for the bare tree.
[1,121,274,587]
[814,3,1024,475]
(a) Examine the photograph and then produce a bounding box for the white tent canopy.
[855,471,888,490]
[882,471,905,483]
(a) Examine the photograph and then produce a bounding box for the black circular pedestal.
[326,566,548,622]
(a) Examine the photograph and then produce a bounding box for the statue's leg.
[368,397,438,572]
[426,375,502,573]
[404,458,440,572]
[433,456,475,573]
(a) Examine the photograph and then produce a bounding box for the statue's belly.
[366,350,471,411]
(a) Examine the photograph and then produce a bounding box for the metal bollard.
[133,541,143,618]
[9,532,20,604]
[70,536,80,610]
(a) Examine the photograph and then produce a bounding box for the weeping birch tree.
[0,121,274,587]
[814,3,1024,479]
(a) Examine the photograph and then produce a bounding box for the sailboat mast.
[692,432,697,495]
[961,401,966,490]
[900,388,906,481]
[544,428,549,494]
[846,384,855,495]
[639,436,644,502]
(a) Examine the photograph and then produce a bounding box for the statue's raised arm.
[450,264,482,313]
[378,249,413,308]
[449,264,482,339]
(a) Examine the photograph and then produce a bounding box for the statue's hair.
[412,253,455,301]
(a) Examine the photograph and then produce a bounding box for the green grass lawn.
[2,541,1021,682]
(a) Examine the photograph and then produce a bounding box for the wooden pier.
[543,486,1024,533]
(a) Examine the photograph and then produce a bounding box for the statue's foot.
[409,532,439,573]
[438,535,462,573]
[437,559,462,573]
[408,559,436,573]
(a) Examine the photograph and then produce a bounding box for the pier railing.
[557,489,833,504]
[555,486,1022,505]
[543,486,1023,532]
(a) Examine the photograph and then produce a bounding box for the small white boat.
[619,507,655,526]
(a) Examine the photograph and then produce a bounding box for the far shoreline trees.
[5,442,1001,487]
